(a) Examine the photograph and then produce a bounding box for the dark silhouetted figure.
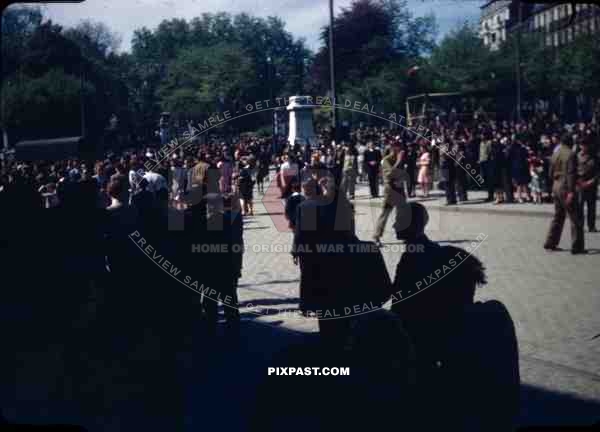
[292,177,391,347]
[195,193,244,336]
[391,204,520,431]
[363,141,381,198]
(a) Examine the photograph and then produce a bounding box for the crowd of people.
[274,114,597,250]
[273,115,596,213]
[0,110,597,429]
[0,134,278,428]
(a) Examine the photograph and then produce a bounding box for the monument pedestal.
[287,96,317,150]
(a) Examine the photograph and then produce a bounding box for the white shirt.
[143,171,168,193]
[129,169,142,190]
[357,145,366,162]
[281,161,298,177]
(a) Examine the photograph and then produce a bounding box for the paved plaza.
[235,178,600,426]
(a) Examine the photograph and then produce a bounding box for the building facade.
[481,1,600,49]
[480,0,512,50]
[526,3,600,47]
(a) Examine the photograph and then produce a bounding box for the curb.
[424,204,553,219]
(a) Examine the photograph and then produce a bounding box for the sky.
[19,0,483,53]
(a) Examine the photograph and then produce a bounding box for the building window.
[554,32,559,46]
[491,33,497,43]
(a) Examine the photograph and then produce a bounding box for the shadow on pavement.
[518,384,600,427]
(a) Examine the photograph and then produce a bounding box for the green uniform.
[341,150,358,199]
[374,152,408,240]
[544,144,584,252]
[576,151,597,231]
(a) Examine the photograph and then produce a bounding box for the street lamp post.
[515,1,523,122]
[80,59,86,138]
[329,0,337,142]
[267,56,277,154]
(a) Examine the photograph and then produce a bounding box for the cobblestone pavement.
[238,177,600,425]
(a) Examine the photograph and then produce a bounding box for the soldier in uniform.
[340,141,358,200]
[576,136,597,232]
[455,138,469,202]
[544,133,585,254]
[373,141,408,246]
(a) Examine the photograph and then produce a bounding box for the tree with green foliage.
[2,6,132,144]
[428,23,498,93]
[309,0,436,126]
[130,13,309,133]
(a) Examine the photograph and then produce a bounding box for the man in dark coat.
[479,132,495,202]
[405,143,418,198]
[292,178,390,346]
[440,141,457,205]
[363,141,382,198]
[196,192,244,334]
[576,137,598,232]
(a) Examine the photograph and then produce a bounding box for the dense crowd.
[0,111,597,429]
[307,116,599,205]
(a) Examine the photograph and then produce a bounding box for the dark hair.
[394,245,487,321]
[394,202,429,240]
[301,177,318,195]
[433,245,487,307]
[107,179,123,199]
[560,132,572,145]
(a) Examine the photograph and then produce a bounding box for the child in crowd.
[528,149,545,204]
